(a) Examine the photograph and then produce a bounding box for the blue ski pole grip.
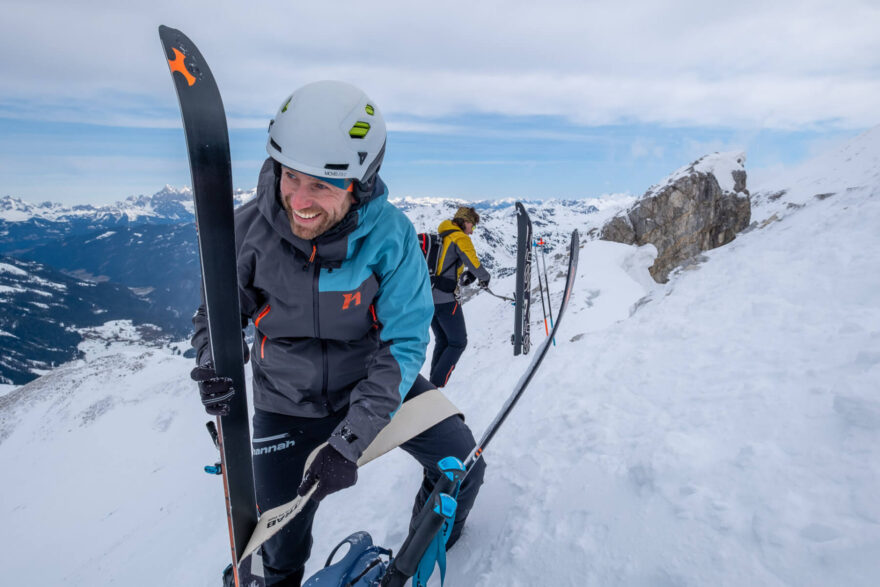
[436,493,457,519]
[386,492,450,579]
[379,458,464,586]
[411,494,458,587]
[437,456,465,487]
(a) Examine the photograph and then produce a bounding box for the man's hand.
[478,277,490,289]
[297,444,358,502]
[190,363,235,417]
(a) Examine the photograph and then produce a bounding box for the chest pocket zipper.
[369,304,380,330]
[255,305,271,328]
[255,305,271,359]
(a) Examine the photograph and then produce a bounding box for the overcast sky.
[1,0,878,204]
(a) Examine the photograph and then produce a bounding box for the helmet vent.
[365,105,375,115]
[270,138,283,152]
[358,152,368,164]
[349,121,370,139]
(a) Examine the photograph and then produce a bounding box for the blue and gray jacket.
[192,159,434,462]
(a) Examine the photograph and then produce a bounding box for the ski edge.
[465,228,579,471]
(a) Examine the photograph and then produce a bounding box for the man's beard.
[281,199,344,241]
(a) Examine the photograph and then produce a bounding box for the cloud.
[1,0,878,131]
[630,138,665,160]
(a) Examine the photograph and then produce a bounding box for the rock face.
[601,152,751,282]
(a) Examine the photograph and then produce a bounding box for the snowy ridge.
[751,125,880,225]
[645,150,747,198]
[0,262,28,276]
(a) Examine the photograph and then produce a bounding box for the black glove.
[459,271,476,287]
[190,362,235,417]
[297,444,358,502]
[478,277,490,288]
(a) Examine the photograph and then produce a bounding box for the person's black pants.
[252,375,486,586]
[429,301,467,387]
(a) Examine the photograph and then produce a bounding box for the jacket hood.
[437,219,463,234]
[255,158,388,267]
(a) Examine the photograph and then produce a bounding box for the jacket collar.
[437,219,464,235]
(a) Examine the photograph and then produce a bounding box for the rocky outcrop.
[601,152,751,282]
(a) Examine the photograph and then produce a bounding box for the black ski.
[465,228,577,471]
[379,229,579,587]
[158,25,258,586]
[512,202,533,355]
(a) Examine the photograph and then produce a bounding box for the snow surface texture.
[2,129,880,585]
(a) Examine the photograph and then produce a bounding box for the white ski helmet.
[266,80,387,185]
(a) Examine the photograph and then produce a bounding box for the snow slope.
[751,125,880,224]
[1,130,879,585]
[440,188,880,586]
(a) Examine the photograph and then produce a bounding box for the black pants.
[429,301,468,387]
[252,375,486,586]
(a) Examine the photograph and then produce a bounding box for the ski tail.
[513,202,533,356]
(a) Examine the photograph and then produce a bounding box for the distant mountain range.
[0,188,627,385]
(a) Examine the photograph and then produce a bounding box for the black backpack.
[418,230,458,292]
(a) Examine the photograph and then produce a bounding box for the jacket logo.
[342,292,362,310]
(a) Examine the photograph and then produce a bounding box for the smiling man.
[279,167,354,240]
[189,81,485,587]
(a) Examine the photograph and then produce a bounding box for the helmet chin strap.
[352,174,376,208]
[352,140,385,205]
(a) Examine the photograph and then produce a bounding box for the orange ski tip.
[168,47,196,86]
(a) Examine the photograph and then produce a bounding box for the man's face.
[280,167,355,240]
[463,221,475,235]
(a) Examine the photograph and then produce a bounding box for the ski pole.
[533,240,550,337]
[380,230,580,587]
[539,239,555,345]
[463,230,579,475]
[482,285,515,303]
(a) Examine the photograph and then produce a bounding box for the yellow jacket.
[433,219,490,303]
